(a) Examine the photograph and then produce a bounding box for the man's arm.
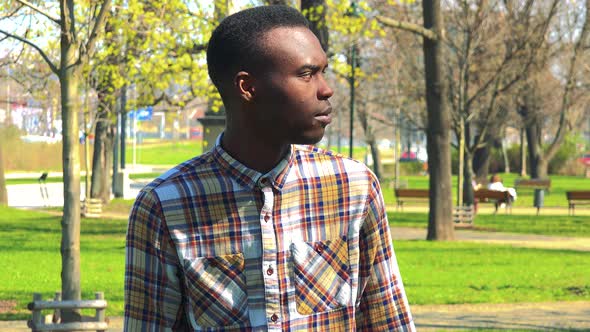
[125,189,187,331]
[356,175,415,331]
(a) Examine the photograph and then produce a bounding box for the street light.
[346,1,359,159]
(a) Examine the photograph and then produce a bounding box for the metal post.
[112,110,120,197]
[458,117,465,206]
[120,85,127,170]
[349,44,356,159]
[347,1,359,159]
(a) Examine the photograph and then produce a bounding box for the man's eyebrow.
[298,64,326,72]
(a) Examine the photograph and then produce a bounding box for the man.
[125,5,414,331]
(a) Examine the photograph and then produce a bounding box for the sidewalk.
[391,226,590,251]
[2,301,589,331]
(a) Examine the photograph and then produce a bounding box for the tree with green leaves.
[0,0,111,322]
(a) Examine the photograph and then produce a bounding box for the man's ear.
[234,71,256,102]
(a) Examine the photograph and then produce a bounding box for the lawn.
[0,207,126,320]
[1,206,589,320]
[124,140,203,166]
[389,211,590,237]
[395,240,590,305]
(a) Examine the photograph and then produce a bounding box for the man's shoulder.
[141,151,217,194]
[292,145,373,175]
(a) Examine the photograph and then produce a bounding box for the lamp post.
[347,1,359,159]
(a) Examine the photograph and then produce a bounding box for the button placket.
[259,179,281,328]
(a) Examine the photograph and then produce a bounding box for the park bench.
[566,191,590,216]
[474,189,513,214]
[394,188,429,211]
[514,178,551,192]
[28,292,108,331]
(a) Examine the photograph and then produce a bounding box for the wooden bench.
[474,189,513,214]
[566,191,590,216]
[514,178,551,191]
[394,188,429,211]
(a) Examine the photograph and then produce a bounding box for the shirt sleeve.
[356,174,415,331]
[124,189,188,331]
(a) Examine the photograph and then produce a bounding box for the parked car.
[579,153,590,166]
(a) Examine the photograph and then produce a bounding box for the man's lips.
[315,107,333,125]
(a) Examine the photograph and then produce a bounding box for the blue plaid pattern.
[124,137,415,331]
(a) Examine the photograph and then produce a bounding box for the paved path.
[391,226,590,251]
[2,302,590,331]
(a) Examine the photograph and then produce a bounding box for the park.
[1,0,590,331]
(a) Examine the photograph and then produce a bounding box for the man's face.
[249,26,334,146]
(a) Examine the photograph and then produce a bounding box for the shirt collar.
[211,133,293,191]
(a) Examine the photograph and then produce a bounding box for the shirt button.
[266,266,274,276]
[270,313,279,322]
[264,213,270,222]
[314,243,324,254]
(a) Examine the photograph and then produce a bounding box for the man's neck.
[221,129,290,173]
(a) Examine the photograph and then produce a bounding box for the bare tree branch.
[376,15,438,41]
[84,0,112,59]
[15,0,60,24]
[0,29,58,74]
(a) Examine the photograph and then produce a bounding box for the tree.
[85,0,220,201]
[0,0,111,322]
[518,0,590,179]
[378,1,455,240]
[438,0,560,206]
[302,0,329,52]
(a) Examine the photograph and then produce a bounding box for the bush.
[382,161,427,177]
[451,134,583,176]
[547,135,579,174]
[1,125,65,172]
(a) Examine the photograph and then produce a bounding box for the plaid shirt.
[125,139,415,331]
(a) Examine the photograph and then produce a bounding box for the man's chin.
[292,131,325,146]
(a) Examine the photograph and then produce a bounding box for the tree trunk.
[462,151,475,206]
[473,137,491,181]
[91,108,114,203]
[301,0,329,53]
[0,144,7,206]
[368,139,382,179]
[60,1,82,321]
[525,118,542,179]
[501,138,510,174]
[520,128,527,177]
[423,0,454,240]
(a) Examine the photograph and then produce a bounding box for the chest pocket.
[183,253,250,328]
[290,236,352,315]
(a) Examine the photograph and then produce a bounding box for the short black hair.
[207,5,310,92]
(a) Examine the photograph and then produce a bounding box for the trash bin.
[534,189,544,215]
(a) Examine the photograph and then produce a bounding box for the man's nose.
[318,74,334,100]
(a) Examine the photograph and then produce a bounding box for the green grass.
[124,140,202,165]
[0,207,126,320]
[389,211,590,237]
[395,240,590,305]
[1,206,589,320]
